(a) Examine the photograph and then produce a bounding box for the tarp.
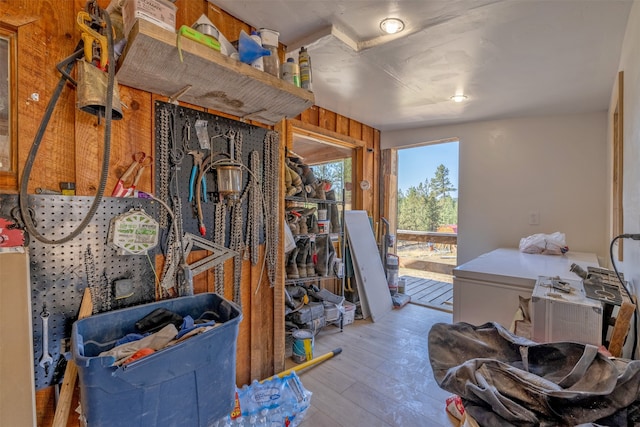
[428,322,640,426]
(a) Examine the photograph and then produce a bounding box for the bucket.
[317,220,330,234]
[258,28,279,47]
[258,28,280,77]
[398,278,406,294]
[317,209,327,220]
[291,329,314,363]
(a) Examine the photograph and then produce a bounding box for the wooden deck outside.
[401,275,453,313]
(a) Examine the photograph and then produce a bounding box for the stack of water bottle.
[211,372,312,426]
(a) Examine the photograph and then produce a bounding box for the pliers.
[188,150,207,203]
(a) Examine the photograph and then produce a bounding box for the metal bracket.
[182,232,237,276]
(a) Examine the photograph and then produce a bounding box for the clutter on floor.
[210,372,312,427]
[428,321,640,426]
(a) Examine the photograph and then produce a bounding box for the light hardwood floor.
[292,304,458,427]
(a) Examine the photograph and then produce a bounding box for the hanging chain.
[158,107,171,228]
[246,150,262,265]
[263,130,280,286]
[214,202,227,295]
[158,192,185,297]
[85,245,110,314]
[230,200,244,305]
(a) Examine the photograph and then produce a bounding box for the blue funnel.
[238,30,271,64]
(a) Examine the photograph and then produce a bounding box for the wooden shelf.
[116,20,315,125]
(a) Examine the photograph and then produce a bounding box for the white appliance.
[453,248,599,327]
[531,276,602,346]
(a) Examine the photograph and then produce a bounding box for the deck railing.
[396,230,457,245]
[395,230,458,275]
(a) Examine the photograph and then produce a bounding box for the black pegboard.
[0,194,158,390]
[154,101,267,245]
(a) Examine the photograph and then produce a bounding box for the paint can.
[317,220,330,234]
[292,329,314,363]
[398,278,406,294]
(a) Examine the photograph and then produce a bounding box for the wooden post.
[51,288,93,427]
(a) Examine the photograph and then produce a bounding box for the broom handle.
[261,348,342,383]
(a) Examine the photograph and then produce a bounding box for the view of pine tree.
[429,164,456,198]
[398,164,458,232]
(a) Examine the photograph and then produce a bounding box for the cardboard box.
[123,0,177,37]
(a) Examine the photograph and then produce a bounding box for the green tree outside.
[398,164,458,232]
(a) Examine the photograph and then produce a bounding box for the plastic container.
[259,28,280,78]
[342,301,356,326]
[71,293,242,427]
[317,220,330,234]
[291,329,314,363]
[281,58,300,87]
[249,31,264,71]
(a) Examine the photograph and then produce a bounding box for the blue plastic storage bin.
[71,293,242,427]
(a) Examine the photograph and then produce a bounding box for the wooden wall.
[0,1,380,425]
[296,105,380,221]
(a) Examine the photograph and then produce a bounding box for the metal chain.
[263,131,280,286]
[158,107,171,228]
[158,193,184,297]
[245,150,262,265]
[85,245,110,314]
[230,200,244,305]
[214,202,227,295]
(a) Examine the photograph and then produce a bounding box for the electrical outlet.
[529,211,540,225]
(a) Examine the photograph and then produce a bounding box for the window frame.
[0,27,18,191]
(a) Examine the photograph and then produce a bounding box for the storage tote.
[71,293,242,427]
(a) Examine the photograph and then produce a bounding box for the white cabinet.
[453,248,599,327]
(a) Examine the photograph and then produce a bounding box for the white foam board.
[344,211,393,322]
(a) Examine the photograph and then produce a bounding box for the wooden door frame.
[285,118,366,209]
[273,119,365,373]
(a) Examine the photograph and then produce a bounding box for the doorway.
[393,140,459,312]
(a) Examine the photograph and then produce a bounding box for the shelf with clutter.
[283,154,347,348]
[116,19,314,125]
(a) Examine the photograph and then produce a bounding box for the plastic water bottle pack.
[212,372,312,426]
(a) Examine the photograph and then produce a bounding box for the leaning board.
[344,211,393,322]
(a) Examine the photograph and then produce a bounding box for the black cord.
[18,8,115,245]
[609,234,638,358]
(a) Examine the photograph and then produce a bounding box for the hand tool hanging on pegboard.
[19,0,122,245]
[0,206,31,248]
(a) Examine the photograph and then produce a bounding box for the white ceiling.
[212,0,633,132]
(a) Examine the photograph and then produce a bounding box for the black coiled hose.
[19,8,115,245]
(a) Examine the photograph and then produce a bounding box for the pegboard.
[0,194,158,390]
[154,101,268,245]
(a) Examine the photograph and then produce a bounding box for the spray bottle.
[298,46,312,91]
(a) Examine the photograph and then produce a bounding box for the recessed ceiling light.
[380,18,405,34]
[450,94,468,102]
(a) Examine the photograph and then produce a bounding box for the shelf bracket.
[168,85,193,104]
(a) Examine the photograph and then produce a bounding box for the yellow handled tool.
[261,348,342,383]
[76,11,108,69]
